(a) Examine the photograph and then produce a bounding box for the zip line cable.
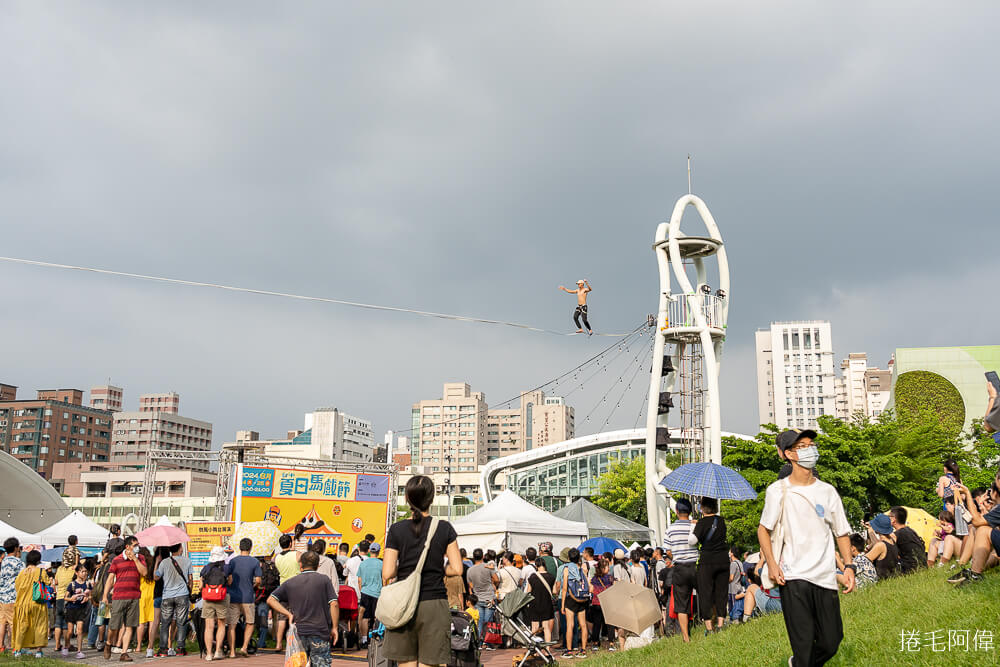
[579,330,652,427]
[563,328,648,402]
[598,332,656,433]
[0,256,634,337]
[393,323,648,433]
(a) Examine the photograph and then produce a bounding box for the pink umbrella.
[136,524,189,547]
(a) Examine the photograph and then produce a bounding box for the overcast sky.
[2,2,998,448]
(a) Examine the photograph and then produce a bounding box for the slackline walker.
[0,256,631,337]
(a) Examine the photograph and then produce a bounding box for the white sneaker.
[112,647,123,654]
[146,649,154,658]
[168,649,177,657]
[205,656,213,662]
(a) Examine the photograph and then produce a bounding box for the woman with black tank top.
[865,514,900,580]
[382,476,462,667]
[691,497,729,634]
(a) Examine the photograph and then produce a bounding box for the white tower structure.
[644,194,730,543]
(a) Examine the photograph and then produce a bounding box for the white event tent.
[0,518,41,546]
[36,510,112,548]
[452,490,588,553]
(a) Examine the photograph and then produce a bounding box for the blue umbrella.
[41,547,65,562]
[659,462,758,501]
[578,536,626,554]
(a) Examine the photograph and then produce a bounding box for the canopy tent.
[552,498,653,545]
[0,517,42,546]
[36,510,111,548]
[0,450,70,533]
[452,490,588,553]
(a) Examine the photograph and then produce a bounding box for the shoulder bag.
[531,571,553,599]
[32,569,52,604]
[169,556,192,596]
[759,479,788,590]
[375,517,439,629]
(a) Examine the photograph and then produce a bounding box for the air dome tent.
[0,450,70,533]
[452,490,588,553]
[37,510,111,548]
[552,498,653,545]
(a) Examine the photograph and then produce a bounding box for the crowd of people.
[0,524,386,664]
[1,387,999,666]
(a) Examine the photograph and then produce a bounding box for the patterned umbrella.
[136,525,189,547]
[228,521,283,557]
[659,462,757,501]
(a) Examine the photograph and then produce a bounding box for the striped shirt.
[664,519,698,564]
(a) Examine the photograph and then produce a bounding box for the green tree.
[719,410,992,549]
[592,457,649,525]
[591,453,684,526]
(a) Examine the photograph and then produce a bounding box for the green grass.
[578,568,1000,666]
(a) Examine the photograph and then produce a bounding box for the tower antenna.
[687,154,692,194]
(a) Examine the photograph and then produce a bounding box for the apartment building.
[0,387,113,479]
[486,392,574,460]
[755,321,836,429]
[226,407,375,463]
[834,353,892,421]
[112,392,213,472]
[90,385,123,412]
[411,383,488,472]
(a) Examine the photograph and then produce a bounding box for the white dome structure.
[0,450,70,533]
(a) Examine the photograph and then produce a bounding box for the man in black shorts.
[662,498,697,643]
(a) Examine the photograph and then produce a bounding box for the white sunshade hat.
[576,279,586,284]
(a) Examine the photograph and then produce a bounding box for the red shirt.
[109,554,145,601]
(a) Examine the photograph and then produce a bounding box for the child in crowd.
[65,564,91,659]
[927,510,961,567]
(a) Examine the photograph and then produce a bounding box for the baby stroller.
[494,589,557,667]
[448,609,480,667]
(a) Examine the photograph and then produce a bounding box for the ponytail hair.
[405,475,435,535]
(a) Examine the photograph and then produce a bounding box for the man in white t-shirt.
[758,429,855,667]
[345,541,369,595]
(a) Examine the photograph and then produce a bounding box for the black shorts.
[671,561,697,616]
[359,593,378,621]
[563,597,588,614]
[990,527,1000,557]
[65,605,88,625]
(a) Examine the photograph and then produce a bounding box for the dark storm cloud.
[1,1,998,441]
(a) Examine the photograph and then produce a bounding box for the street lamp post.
[445,453,453,521]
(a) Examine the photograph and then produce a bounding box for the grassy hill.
[578,568,1000,666]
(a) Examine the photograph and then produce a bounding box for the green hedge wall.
[895,370,965,436]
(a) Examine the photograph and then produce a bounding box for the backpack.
[566,565,591,602]
[91,564,111,602]
[259,560,280,600]
[201,562,227,602]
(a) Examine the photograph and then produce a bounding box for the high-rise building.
[833,354,892,421]
[486,392,574,460]
[226,407,375,463]
[0,388,113,478]
[112,393,212,472]
[90,385,123,412]
[412,383,488,472]
[755,321,836,430]
[0,384,16,401]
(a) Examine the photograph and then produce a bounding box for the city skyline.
[1,3,998,447]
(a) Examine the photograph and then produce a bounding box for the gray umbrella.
[496,588,534,636]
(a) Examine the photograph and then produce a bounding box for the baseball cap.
[369,542,381,554]
[776,428,818,452]
[613,548,626,560]
[576,279,585,284]
[209,546,226,563]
